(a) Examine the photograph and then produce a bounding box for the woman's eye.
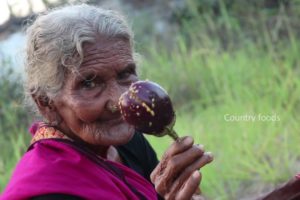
[119,72,131,80]
[82,79,96,89]
[118,68,136,81]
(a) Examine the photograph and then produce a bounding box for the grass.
[146,101,300,199]
[138,6,300,198]
[0,63,31,191]
[1,1,300,199]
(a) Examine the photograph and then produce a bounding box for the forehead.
[82,37,132,58]
[76,37,133,72]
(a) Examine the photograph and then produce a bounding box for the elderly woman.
[1,4,213,200]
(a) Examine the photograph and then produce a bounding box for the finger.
[151,144,206,195]
[169,152,213,195]
[151,136,194,182]
[165,136,194,157]
[162,145,205,184]
[176,171,201,200]
[167,144,205,173]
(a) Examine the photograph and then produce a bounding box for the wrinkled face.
[52,37,138,149]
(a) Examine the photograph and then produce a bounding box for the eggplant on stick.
[119,80,179,140]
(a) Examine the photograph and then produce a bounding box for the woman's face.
[52,37,138,149]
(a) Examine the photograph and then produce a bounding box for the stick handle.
[166,127,179,141]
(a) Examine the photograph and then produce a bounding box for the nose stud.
[107,102,119,113]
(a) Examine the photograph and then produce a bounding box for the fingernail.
[183,137,193,145]
[195,144,204,150]
[205,152,214,161]
[192,171,200,179]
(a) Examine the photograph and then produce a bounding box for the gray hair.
[24,3,135,115]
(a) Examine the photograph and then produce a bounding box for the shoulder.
[28,139,82,161]
[19,139,88,173]
[1,139,117,199]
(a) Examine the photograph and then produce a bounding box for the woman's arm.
[257,178,300,200]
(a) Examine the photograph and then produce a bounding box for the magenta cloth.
[1,139,157,200]
[296,174,300,179]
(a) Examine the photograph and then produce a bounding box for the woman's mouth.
[102,117,124,126]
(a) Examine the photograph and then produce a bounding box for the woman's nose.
[105,83,128,114]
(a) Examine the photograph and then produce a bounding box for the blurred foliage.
[170,0,300,49]
[0,58,30,132]
[135,0,300,107]
[0,59,31,191]
[138,1,300,199]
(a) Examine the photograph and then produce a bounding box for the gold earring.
[107,102,119,113]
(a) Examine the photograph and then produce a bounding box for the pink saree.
[1,123,157,200]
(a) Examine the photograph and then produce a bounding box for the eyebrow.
[74,63,136,81]
[73,71,97,84]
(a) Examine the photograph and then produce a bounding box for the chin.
[111,123,135,145]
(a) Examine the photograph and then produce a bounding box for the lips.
[103,117,124,126]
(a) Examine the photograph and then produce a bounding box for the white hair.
[24,3,134,115]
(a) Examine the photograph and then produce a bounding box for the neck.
[84,144,122,163]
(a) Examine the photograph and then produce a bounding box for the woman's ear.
[33,95,62,126]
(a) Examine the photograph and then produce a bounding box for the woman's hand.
[150,136,213,200]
